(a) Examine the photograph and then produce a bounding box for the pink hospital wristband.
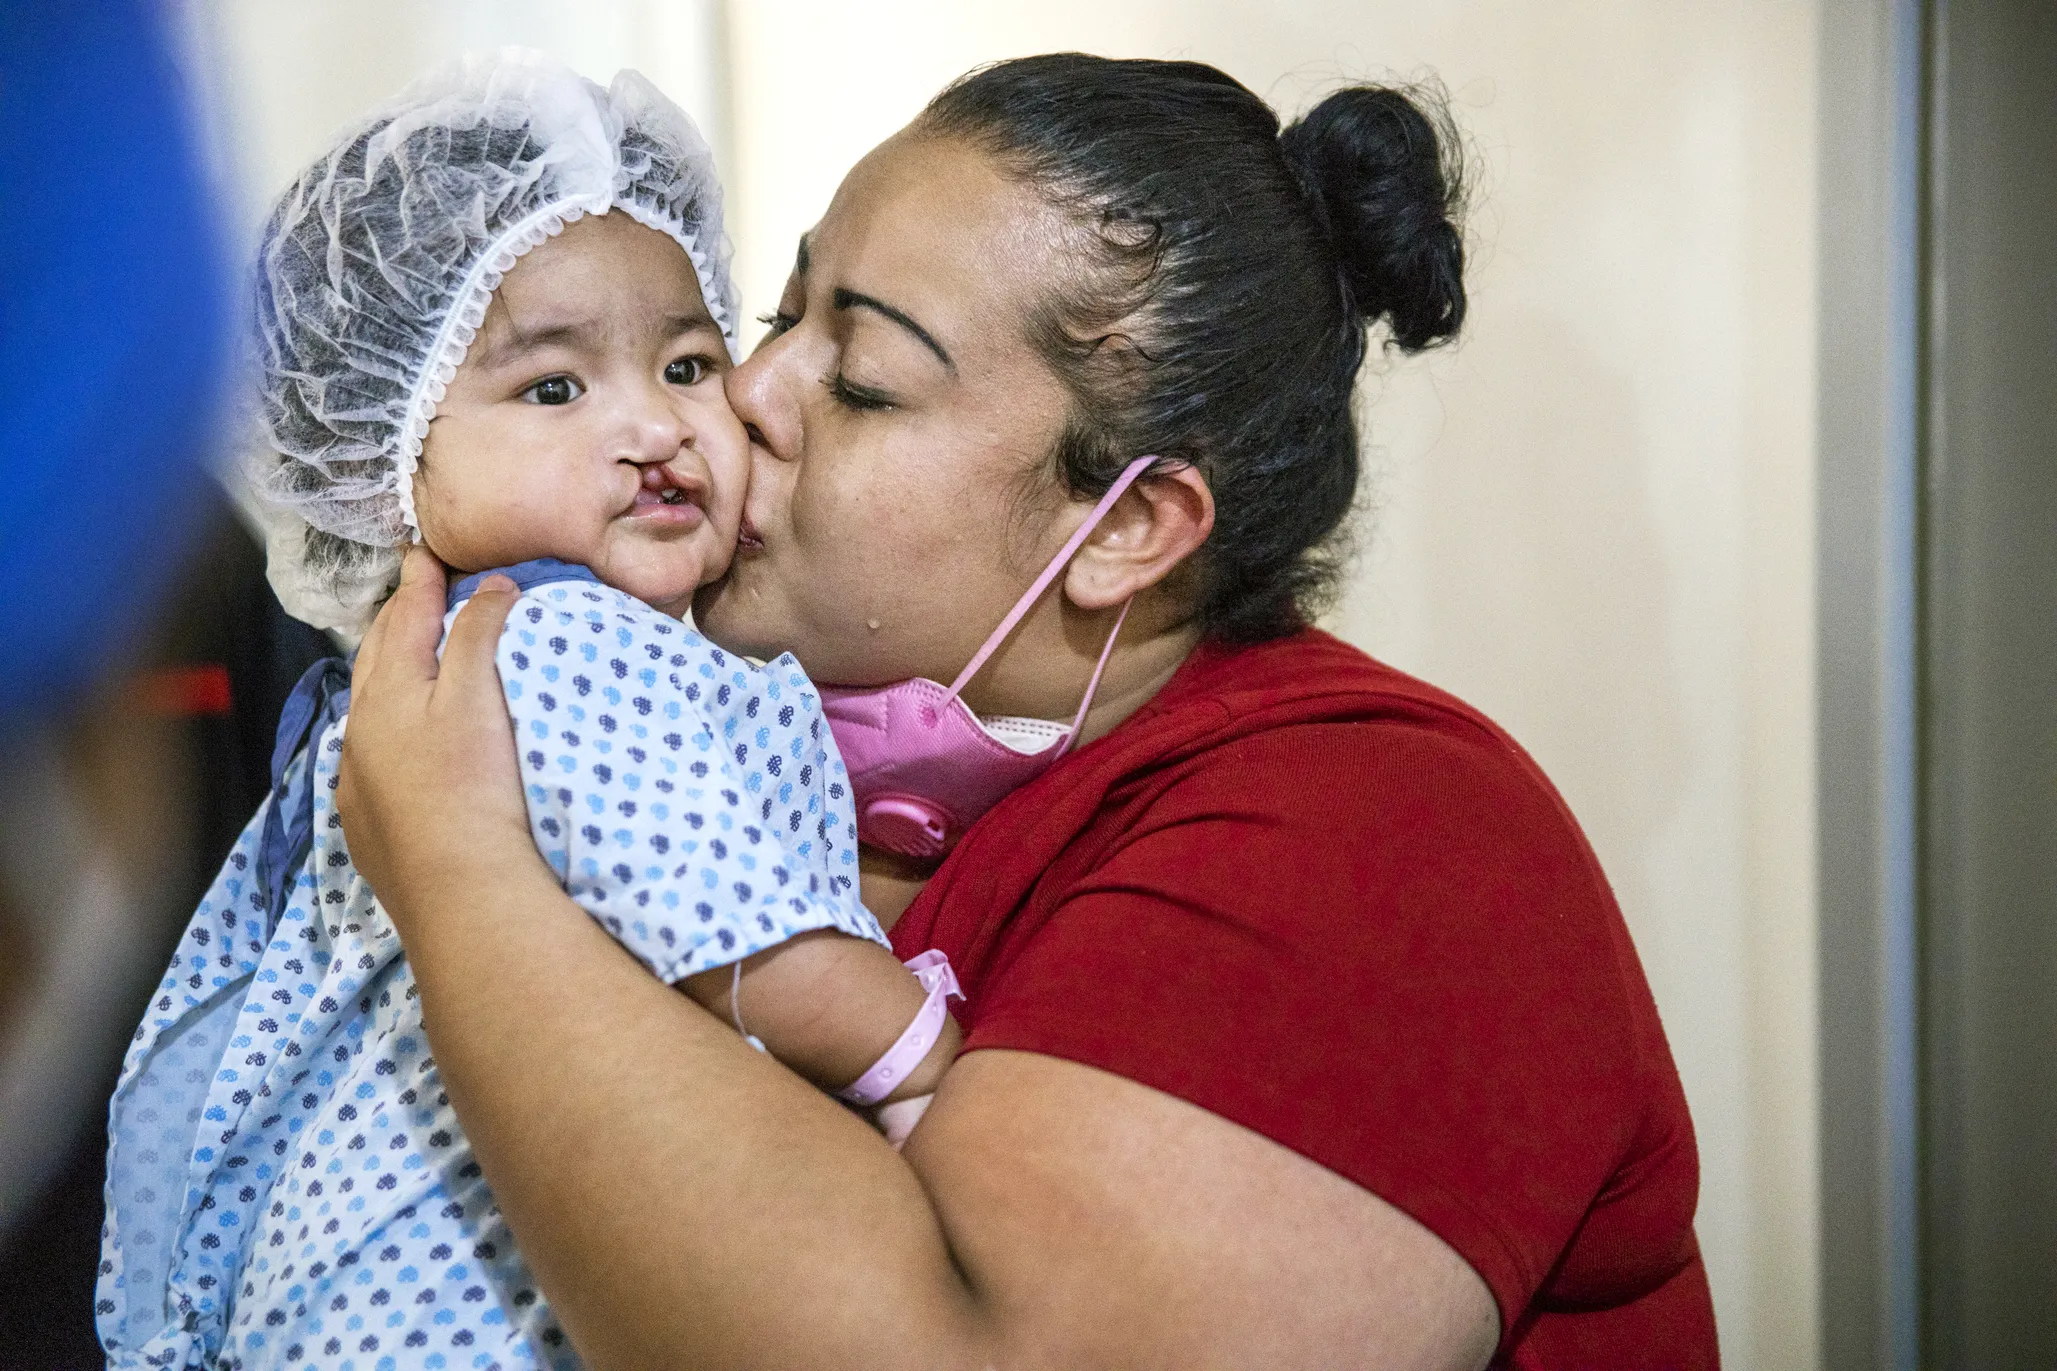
[837,950,963,1107]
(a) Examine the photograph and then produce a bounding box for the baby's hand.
[850,994,958,1149]
[873,1007,961,1104]
[856,1007,958,1149]
[678,932,962,1121]
[872,1093,935,1151]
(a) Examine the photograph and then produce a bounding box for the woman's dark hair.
[920,54,1466,641]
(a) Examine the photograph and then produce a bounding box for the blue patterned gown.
[97,560,880,1371]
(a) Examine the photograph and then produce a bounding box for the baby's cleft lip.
[627,485,707,527]
[626,460,710,526]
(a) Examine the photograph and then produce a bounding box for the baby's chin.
[588,540,723,617]
[428,522,720,616]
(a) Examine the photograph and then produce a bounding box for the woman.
[337,54,1717,1369]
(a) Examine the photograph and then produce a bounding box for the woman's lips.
[737,516,765,552]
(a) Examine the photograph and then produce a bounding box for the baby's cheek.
[410,482,497,571]
[693,526,738,588]
[691,395,752,516]
[435,486,588,573]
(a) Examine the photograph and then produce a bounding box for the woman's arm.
[340,549,1498,1371]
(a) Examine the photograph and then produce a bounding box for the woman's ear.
[1062,464,1216,612]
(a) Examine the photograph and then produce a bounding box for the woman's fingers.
[341,548,458,897]
[337,558,532,924]
[351,545,446,691]
[388,545,453,681]
[434,574,518,718]
[431,577,525,824]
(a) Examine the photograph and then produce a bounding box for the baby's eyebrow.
[473,308,717,370]
[472,316,608,370]
[655,309,720,339]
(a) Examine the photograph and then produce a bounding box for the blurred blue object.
[0,0,229,721]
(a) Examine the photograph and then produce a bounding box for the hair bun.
[1280,85,1466,352]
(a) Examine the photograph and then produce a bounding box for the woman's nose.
[725,334,802,464]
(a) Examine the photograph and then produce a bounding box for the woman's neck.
[858,846,937,932]
[1072,619,1202,748]
[957,577,1205,737]
[855,618,1202,930]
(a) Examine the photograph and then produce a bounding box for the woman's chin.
[692,575,783,657]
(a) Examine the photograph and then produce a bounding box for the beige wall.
[197,2,1822,1362]
[191,0,727,237]
[729,4,1820,1365]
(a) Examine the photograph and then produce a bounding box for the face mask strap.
[943,455,1159,704]
[1058,595,1134,754]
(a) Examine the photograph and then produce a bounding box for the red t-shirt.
[892,629,1717,1367]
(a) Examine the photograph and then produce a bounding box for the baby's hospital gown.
[98,560,881,1371]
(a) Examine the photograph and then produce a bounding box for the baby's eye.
[664,356,711,386]
[522,375,583,406]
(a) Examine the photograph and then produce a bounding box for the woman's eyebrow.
[832,287,955,373]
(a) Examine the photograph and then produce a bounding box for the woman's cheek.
[780,461,850,577]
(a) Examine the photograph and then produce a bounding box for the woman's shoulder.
[1150,628,1503,733]
[924,627,1623,978]
[1119,629,1574,837]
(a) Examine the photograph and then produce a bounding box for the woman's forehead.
[804,132,1063,357]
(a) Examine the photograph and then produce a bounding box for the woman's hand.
[336,545,541,932]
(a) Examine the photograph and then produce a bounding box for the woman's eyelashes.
[745,305,892,411]
[827,373,895,413]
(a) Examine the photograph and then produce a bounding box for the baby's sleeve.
[495,583,884,984]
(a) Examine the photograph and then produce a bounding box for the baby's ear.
[1063,464,1215,612]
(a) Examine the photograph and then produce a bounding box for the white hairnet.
[246,48,737,631]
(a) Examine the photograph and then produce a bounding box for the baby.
[98,52,957,1371]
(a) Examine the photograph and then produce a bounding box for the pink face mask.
[819,456,1156,859]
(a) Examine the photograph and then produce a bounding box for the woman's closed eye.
[826,373,895,413]
[522,374,583,406]
[750,307,893,411]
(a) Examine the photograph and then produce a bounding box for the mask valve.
[861,795,957,859]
